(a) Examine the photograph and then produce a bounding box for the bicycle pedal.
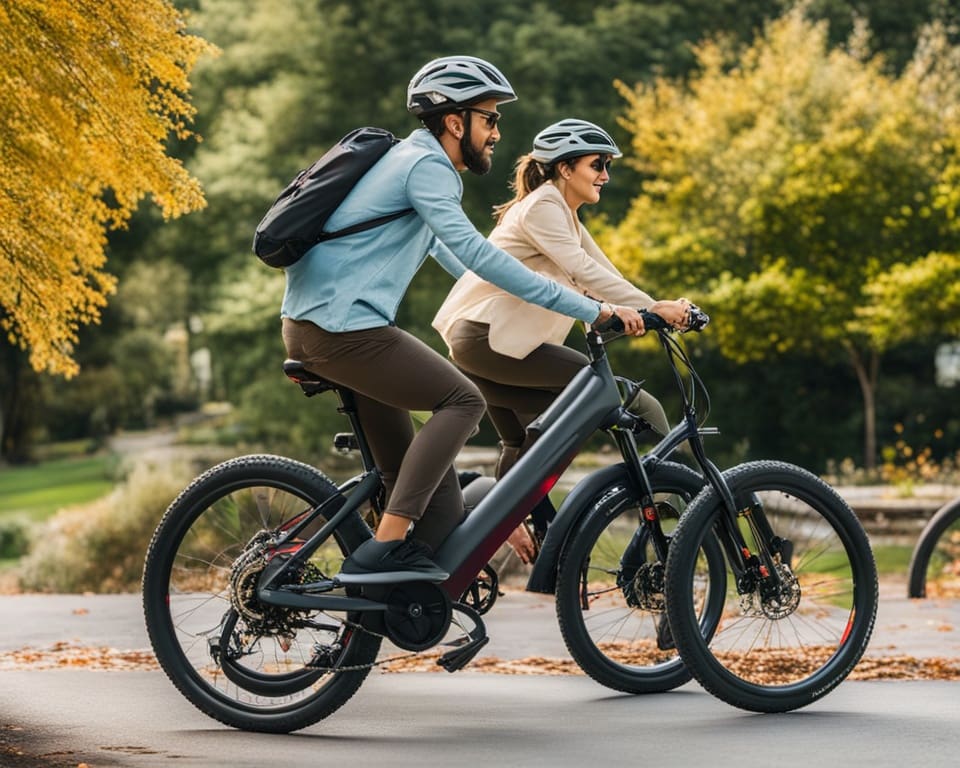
[437,635,489,673]
[333,433,360,453]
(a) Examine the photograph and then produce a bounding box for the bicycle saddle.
[282,359,339,396]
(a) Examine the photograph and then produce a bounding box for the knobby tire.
[142,454,381,733]
[664,460,878,713]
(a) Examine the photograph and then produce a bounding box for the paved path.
[1,586,959,766]
[3,670,960,768]
[2,580,958,660]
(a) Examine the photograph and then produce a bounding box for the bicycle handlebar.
[594,305,710,335]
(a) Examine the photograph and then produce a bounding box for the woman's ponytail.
[492,154,557,222]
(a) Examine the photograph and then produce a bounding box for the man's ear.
[443,112,464,139]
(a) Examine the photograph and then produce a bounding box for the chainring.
[458,565,500,615]
[383,581,452,651]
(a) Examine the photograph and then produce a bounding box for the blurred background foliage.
[3,0,960,479]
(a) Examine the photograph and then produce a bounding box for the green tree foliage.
[608,7,960,468]
[7,0,954,469]
[36,260,194,444]
[862,253,960,346]
[177,0,798,268]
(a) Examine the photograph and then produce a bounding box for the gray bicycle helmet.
[529,119,622,164]
[407,55,517,116]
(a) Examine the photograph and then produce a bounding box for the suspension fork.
[738,492,788,577]
[614,428,671,564]
[689,433,785,591]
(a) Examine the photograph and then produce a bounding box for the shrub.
[0,518,30,559]
[17,459,193,593]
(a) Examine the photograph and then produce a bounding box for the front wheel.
[665,460,878,713]
[142,454,382,733]
[555,461,724,693]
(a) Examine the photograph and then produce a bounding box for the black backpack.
[252,127,414,268]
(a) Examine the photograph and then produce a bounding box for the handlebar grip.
[592,314,625,334]
[640,311,670,331]
[686,305,710,331]
[592,306,709,334]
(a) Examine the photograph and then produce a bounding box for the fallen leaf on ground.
[2,642,959,681]
[0,644,158,671]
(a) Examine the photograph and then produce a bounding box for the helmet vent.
[476,63,506,85]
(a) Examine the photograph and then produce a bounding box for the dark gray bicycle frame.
[438,354,620,596]
[259,327,700,611]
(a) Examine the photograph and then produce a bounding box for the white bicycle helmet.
[529,119,622,164]
[407,55,517,116]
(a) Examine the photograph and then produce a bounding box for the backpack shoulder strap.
[318,208,415,241]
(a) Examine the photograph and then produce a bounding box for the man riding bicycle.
[281,55,645,579]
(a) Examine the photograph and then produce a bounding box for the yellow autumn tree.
[607,8,960,469]
[0,0,215,376]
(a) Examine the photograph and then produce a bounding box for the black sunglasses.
[589,157,613,173]
[461,107,501,130]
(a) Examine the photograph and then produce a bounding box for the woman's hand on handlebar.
[650,298,694,330]
[595,299,708,335]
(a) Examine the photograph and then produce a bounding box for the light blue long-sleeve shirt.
[281,128,601,331]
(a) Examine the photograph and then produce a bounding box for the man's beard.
[461,131,493,176]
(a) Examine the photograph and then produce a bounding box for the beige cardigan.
[433,182,654,359]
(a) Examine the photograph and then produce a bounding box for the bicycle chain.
[303,577,488,674]
[309,615,465,674]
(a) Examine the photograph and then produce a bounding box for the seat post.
[335,388,377,473]
[283,359,378,476]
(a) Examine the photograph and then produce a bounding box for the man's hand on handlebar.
[596,302,647,335]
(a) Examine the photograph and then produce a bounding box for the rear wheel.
[555,461,723,693]
[142,454,381,733]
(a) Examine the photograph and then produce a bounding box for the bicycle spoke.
[555,464,717,694]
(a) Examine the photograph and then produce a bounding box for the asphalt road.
[3,670,960,767]
[1,590,959,767]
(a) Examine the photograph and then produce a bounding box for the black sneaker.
[339,538,449,582]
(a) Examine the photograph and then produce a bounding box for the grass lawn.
[871,543,913,575]
[0,455,116,522]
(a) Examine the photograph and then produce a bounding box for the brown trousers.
[282,319,485,549]
[446,320,669,478]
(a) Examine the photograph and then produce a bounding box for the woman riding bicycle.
[433,119,692,561]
